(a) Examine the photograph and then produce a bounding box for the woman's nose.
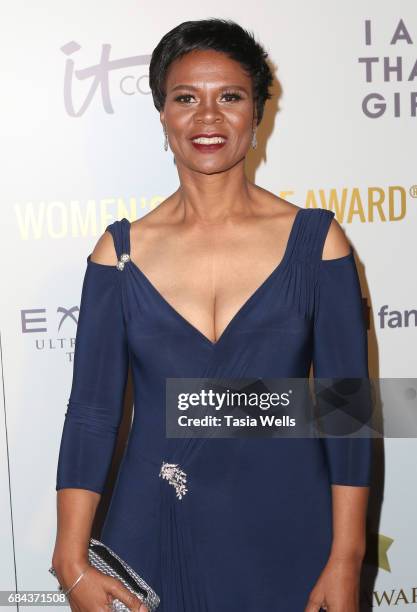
[194,98,222,124]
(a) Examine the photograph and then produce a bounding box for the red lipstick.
[190,133,227,153]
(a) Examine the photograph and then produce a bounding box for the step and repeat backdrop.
[1,1,416,609]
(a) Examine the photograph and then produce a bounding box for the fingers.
[305,596,328,612]
[106,577,149,612]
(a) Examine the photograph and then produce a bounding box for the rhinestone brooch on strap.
[159,461,188,500]
[116,253,130,271]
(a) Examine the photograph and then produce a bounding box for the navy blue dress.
[56,207,372,611]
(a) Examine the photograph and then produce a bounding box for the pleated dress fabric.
[56,207,372,611]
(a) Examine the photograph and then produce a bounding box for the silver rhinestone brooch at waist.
[116,253,130,271]
[159,461,188,500]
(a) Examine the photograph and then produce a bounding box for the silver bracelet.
[63,567,89,598]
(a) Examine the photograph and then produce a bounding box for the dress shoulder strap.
[105,217,131,270]
[294,208,335,264]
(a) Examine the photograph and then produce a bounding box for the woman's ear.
[160,110,165,126]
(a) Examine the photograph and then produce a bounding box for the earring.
[163,125,168,151]
[251,128,257,150]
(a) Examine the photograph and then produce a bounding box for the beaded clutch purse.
[49,537,160,611]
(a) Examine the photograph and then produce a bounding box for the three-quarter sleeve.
[312,250,372,486]
[55,258,129,494]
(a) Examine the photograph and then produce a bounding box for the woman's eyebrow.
[170,84,249,93]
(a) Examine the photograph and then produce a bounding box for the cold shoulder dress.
[55,207,372,611]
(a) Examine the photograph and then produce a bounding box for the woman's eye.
[221,92,242,102]
[174,94,195,103]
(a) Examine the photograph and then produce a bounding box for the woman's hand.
[54,560,149,612]
[304,554,363,611]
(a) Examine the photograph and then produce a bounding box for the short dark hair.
[149,18,274,125]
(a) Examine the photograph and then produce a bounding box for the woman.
[51,18,372,612]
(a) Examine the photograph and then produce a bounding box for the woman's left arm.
[330,484,369,561]
[306,483,369,612]
[306,218,372,612]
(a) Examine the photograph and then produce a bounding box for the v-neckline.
[126,208,303,348]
